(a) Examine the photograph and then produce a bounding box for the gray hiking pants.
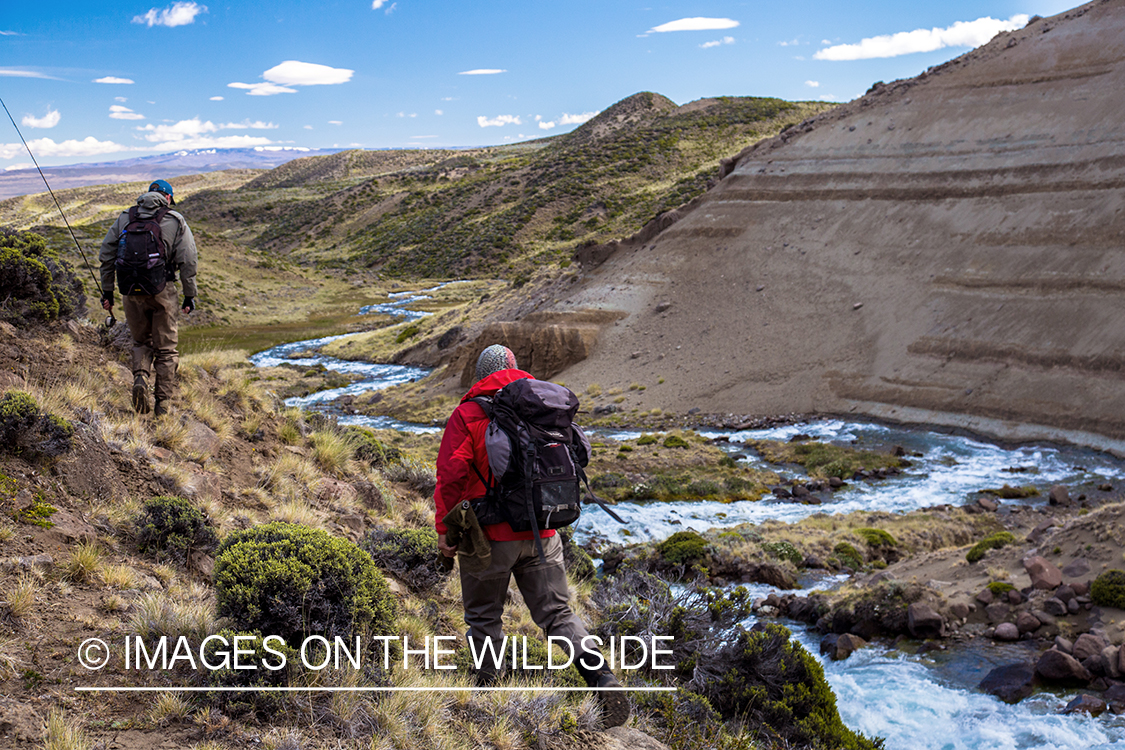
[459,534,592,669]
[123,283,180,402]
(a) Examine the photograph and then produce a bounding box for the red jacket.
[433,368,555,542]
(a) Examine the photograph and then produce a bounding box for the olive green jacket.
[99,191,198,298]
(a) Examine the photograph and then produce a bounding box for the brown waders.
[123,283,179,415]
[459,534,630,727]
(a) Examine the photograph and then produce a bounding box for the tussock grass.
[0,522,13,543]
[129,591,216,640]
[310,429,355,477]
[182,348,249,379]
[150,692,193,724]
[0,637,26,677]
[4,575,39,619]
[272,498,322,527]
[44,710,92,750]
[384,456,437,497]
[154,461,190,494]
[100,593,128,614]
[65,542,103,583]
[151,416,189,452]
[99,563,140,590]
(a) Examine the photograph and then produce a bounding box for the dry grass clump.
[43,710,92,750]
[3,575,39,620]
[99,562,140,590]
[310,429,355,477]
[0,522,13,543]
[0,637,27,677]
[64,541,103,583]
[150,692,194,724]
[129,589,217,640]
[271,498,322,527]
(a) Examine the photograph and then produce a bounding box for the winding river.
[248,291,1125,750]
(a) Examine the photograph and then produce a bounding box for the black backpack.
[471,377,624,562]
[116,205,172,296]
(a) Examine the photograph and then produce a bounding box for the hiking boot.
[154,399,169,417]
[592,671,630,729]
[131,378,150,414]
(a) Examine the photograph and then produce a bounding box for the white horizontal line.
[75,686,675,693]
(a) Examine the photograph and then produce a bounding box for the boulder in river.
[994,622,1020,641]
[1015,612,1041,634]
[1035,649,1092,685]
[1048,484,1071,506]
[1042,597,1068,617]
[1063,694,1106,717]
[907,603,945,638]
[979,662,1035,704]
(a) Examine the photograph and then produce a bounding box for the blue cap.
[148,179,175,205]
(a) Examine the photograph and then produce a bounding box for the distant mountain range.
[0,147,350,201]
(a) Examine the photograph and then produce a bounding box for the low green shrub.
[986,581,1015,596]
[394,324,421,344]
[134,496,219,564]
[214,522,396,643]
[344,426,402,467]
[689,623,884,749]
[0,228,85,327]
[0,390,74,460]
[636,434,658,446]
[559,529,596,582]
[1091,569,1125,609]
[658,531,708,565]
[364,527,448,592]
[855,528,897,548]
[834,541,863,568]
[663,435,689,449]
[966,531,1016,564]
[761,540,803,566]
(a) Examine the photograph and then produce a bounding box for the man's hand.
[181,296,195,314]
[437,533,458,558]
[101,291,113,311]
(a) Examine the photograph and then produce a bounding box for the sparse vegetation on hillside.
[0,228,85,327]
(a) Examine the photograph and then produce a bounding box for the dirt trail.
[553,0,1125,448]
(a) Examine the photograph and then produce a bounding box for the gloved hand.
[181,296,195,314]
[101,291,113,311]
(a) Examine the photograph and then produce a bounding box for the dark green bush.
[394,324,420,344]
[134,496,219,563]
[966,531,1016,564]
[690,623,884,749]
[345,426,402,467]
[663,435,689,449]
[214,522,396,643]
[636,434,658,446]
[986,581,1015,596]
[363,527,448,592]
[0,390,74,460]
[658,531,708,566]
[1091,569,1125,609]
[761,541,803,566]
[559,529,595,582]
[833,541,863,569]
[0,228,85,326]
[855,528,896,548]
[198,628,299,717]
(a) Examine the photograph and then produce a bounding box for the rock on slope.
[557,0,1125,447]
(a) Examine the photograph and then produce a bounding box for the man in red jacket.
[435,345,629,727]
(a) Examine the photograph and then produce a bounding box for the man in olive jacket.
[99,179,198,416]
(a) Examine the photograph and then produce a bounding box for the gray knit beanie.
[475,345,518,382]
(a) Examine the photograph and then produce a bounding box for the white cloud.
[372,0,396,12]
[819,94,838,102]
[227,82,298,96]
[778,39,800,47]
[441,96,457,101]
[5,163,35,171]
[649,17,739,33]
[209,95,223,101]
[814,14,1028,60]
[477,114,521,127]
[132,2,208,28]
[559,111,598,126]
[94,76,134,84]
[150,135,274,151]
[701,36,735,49]
[538,121,556,130]
[135,117,275,142]
[328,120,342,125]
[0,68,59,80]
[805,80,820,88]
[0,31,21,36]
[303,125,313,130]
[115,96,128,102]
[435,109,443,116]
[459,69,506,75]
[109,105,145,120]
[22,109,60,128]
[0,136,128,160]
[228,60,352,96]
[263,60,353,86]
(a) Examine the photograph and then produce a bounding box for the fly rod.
[0,96,115,327]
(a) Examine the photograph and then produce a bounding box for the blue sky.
[1,0,1078,167]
